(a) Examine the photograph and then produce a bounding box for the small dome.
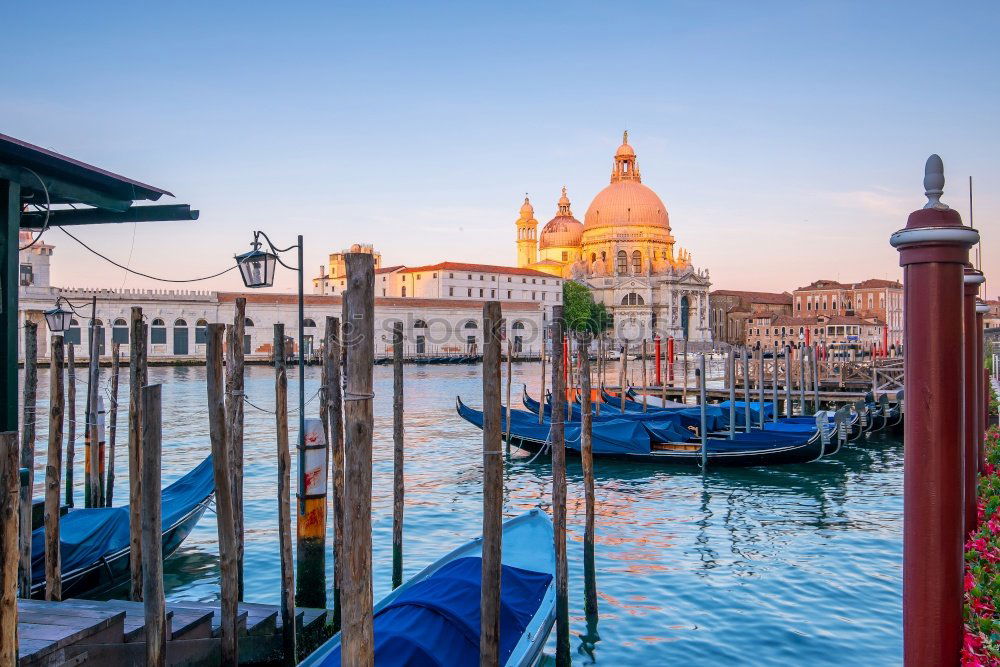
[519,196,534,219]
[539,187,582,249]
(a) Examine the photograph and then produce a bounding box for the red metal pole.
[654,336,662,386]
[883,325,889,357]
[977,301,988,472]
[667,337,674,382]
[891,155,979,667]
[805,327,811,347]
[563,335,569,399]
[963,267,984,536]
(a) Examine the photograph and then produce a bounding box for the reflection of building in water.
[515,133,711,342]
[16,232,547,362]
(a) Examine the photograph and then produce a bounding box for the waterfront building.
[709,290,792,345]
[791,278,903,348]
[983,299,1000,329]
[745,311,885,353]
[17,232,548,362]
[515,132,712,343]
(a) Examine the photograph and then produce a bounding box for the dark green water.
[25,362,903,665]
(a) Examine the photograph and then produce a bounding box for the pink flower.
[968,537,989,553]
[970,596,995,616]
[966,571,978,592]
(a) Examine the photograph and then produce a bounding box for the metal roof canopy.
[1,131,201,431]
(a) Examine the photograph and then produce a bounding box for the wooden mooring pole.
[538,335,547,425]
[18,321,37,597]
[65,342,75,508]
[891,154,978,665]
[641,340,648,412]
[105,343,120,507]
[342,252,375,664]
[208,324,239,666]
[505,338,513,454]
[550,306,570,665]
[85,312,99,508]
[391,321,404,590]
[140,384,166,667]
[128,307,145,601]
[784,345,792,417]
[579,332,598,617]
[1,431,19,666]
[742,348,751,431]
[811,344,820,413]
[274,325,296,663]
[297,419,330,608]
[480,301,503,666]
[225,297,246,599]
[757,347,765,428]
[45,336,64,601]
[327,317,345,631]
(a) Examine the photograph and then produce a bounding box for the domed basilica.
[515,133,711,342]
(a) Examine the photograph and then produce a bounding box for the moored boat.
[300,509,556,666]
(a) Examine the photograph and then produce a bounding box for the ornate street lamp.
[235,233,278,288]
[44,300,74,332]
[235,231,307,508]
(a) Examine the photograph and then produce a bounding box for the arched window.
[631,250,642,274]
[590,253,596,263]
[302,318,316,328]
[620,293,644,306]
[616,250,627,274]
[511,321,525,330]
[66,318,81,345]
[244,318,254,327]
[464,321,478,329]
[413,319,428,329]
[195,319,208,345]
[151,318,166,344]
[112,318,129,344]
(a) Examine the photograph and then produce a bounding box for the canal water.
[23,362,903,665]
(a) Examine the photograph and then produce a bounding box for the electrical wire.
[18,168,52,251]
[59,226,237,283]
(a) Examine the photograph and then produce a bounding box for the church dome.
[583,132,670,232]
[539,186,583,249]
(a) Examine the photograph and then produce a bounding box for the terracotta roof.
[397,262,557,278]
[217,292,541,310]
[710,289,792,305]
[375,265,405,274]
[795,278,901,291]
[794,280,850,292]
[853,278,901,289]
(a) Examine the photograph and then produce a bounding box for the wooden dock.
[16,598,330,665]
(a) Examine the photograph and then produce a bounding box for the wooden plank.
[44,336,64,602]
[228,602,278,636]
[18,321,37,598]
[16,608,124,662]
[391,321,404,590]
[165,604,247,638]
[128,307,144,601]
[0,431,18,666]
[140,384,165,667]
[207,324,238,666]
[480,301,502,666]
[342,252,375,665]
[105,343,120,507]
[274,325,296,663]
[224,298,246,600]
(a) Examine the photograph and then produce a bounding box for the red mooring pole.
[667,337,674,382]
[891,154,979,667]
[964,266,984,536]
[654,336,662,386]
[977,301,988,472]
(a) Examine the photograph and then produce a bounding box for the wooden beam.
[0,180,19,433]
[0,164,132,212]
[20,204,199,228]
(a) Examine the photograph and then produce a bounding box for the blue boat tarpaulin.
[317,557,552,666]
[30,455,215,584]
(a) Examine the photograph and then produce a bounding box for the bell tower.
[515,195,538,268]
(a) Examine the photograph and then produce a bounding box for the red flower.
[970,596,995,616]
[966,571,978,592]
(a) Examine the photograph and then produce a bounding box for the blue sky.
[3,1,998,295]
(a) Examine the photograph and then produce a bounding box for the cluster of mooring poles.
[889,155,988,666]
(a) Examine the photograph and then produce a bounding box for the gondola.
[458,398,828,466]
[524,388,728,432]
[28,455,215,599]
[886,390,904,434]
[300,509,555,667]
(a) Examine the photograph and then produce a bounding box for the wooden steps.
[15,598,332,666]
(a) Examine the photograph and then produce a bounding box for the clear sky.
[3,1,998,296]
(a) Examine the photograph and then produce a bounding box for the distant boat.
[458,398,829,466]
[300,509,555,667]
[29,456,215,599]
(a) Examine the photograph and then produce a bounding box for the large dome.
[583,132,670,232]
[583,180,670,231]
[539,187,583,249]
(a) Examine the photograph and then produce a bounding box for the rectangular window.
[433,272,438,278]
[491,276,496,281]
[479,288,484,297]
[19,264,33,287]
[542,279,547,285]
[532,279,536,284]
[507,277,511,282]
[416,274,421,280]
[542,293,546,301]
[507,290,512,298]
[449,273,454,278]
[480,275,484,281]
[490,289,495,298]
[467,288,472,297]
[468,274,472,279]
[532,291,536,300]
[449,287,454,296]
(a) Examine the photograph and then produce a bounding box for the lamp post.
[235,231,306,503]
